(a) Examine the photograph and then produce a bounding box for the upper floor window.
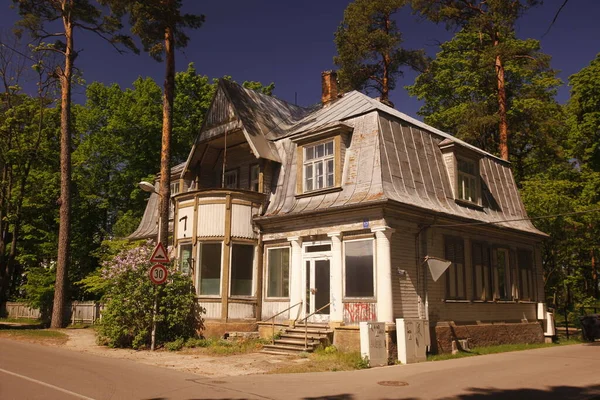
[303,140,334,192]
[224,169,238,189]
[249,164,260,192]
[170,181,180,196]
[457,158,479,203]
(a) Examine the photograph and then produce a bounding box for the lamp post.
[139,180,163,351]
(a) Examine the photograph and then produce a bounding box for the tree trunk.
[380,13,391,105]
[51,1,74,328]
[158,22,175,247]
[494,38,509,161]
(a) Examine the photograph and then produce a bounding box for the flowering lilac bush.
[97,241,202,349]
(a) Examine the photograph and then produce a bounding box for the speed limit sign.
[149,264,168,285]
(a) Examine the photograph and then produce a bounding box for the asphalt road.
[1,338,599,400]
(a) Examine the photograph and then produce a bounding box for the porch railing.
[260,301,303,344]
[296,302,331,350]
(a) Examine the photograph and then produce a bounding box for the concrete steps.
[261,323,332,355]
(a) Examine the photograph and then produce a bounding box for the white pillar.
[327,231,343,322]
[372,226,395,323]
[287,236,303,319]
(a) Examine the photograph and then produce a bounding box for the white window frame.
[249,164,260,192]
[457,157,479,204]
[170,181,181,196]
[342,238,376,299]
[178,242,193,276]
[197,241,223,297]
[265,246,291,299]
[229,242,256,297]
[303,140,335,193]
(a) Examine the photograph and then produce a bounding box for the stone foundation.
[201,320,258,338]
[433,321,544,354]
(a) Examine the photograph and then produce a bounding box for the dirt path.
[60,329,297,377]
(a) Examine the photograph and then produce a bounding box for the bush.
[96,241,203,349]
[165,338,185,351]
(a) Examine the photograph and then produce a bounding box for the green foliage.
[355,355,370,369]
[324,345,338,354]
[185,337,212,348]
[95,242,202,349]
[21,264,55,325]
[165,337,185,351]
[408,30,563,178]
[334,0,427,103]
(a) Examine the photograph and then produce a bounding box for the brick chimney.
[321,70,338,105]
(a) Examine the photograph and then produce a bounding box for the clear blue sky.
[2,0,599,119]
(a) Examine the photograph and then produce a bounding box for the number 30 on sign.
[149,264,168,285]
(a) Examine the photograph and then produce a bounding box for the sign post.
[149,242,170,351]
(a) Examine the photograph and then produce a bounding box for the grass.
[0,329,68,345]
[177,337,269,356]
[0,317,42,325]
[269,346,368,374]
[427,336,584,362]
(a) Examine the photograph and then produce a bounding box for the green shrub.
[355,355,370,369]
[95,242,203,349]
[324,345,338,354]
[165,337,185,351]
[185,337,212,348]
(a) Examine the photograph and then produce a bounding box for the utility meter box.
[396,318,429,364]
[359,322,387,367]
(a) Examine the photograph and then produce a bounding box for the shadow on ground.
[0,322,43,330]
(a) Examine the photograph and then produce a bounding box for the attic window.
[457,157,479,203]
[438,139,482,207]
[304,140,335,192]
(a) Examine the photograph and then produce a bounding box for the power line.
[430,207,600,229]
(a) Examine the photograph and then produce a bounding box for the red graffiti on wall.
[343,303,377,323]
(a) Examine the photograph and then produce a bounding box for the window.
[224,170,238,189]
[230,244,254,296]
[445,237,466,299]
[198,243,222,295]
[170,181,181,196]
[249,164,260,192]
[344,239,374,298]
[457,158,479,203]
[518,249,534,300]
[179,243,193,275]
[303,140,334,192]
[267,247,290,298]
[472,242,493,301]
[494,248,511,300]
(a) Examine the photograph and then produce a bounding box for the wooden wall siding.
[265,112,385,217]
[343,302,377,325]
[377,113,543,236]
[197,203,225,237]
[231,204,257,239]
[176,204,195,240]
[426,227,541,323]
[228,302,255,319]
[204,85,236,133]
[388,220,420,319]
[261,301,293,322]
[200,301,222,319]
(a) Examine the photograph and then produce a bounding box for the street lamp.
[139,180,162,351]
[138,180,157,194]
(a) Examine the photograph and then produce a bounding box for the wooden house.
[130,72,548,354]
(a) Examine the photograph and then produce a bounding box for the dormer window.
[439,139,482,207]
[304,140,335,192]
[457,157,479,203]
[293,122,353,197]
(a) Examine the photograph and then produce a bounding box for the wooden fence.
[4,301,103,324]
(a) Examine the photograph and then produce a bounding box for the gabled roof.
[182,80,311,176]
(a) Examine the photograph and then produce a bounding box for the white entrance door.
[305,258,331,323]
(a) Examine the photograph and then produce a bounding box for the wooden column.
[372,226,395,323]
[221,194,232,321]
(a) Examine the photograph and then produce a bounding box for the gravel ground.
[61,329,297,377]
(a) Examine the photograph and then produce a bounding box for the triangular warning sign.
[150,242,169,263]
